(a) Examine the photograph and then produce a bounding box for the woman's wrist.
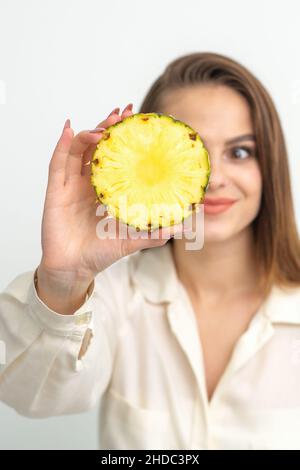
[35,264,94,315]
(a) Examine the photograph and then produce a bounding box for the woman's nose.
[206,158,228,191]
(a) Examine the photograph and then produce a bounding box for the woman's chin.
[203,223,233,243]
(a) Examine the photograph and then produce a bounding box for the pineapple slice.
[91,112,211,232]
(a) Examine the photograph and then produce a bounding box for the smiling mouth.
[203,201,236,215]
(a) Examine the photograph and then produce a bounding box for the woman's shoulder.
[263,284,300,325]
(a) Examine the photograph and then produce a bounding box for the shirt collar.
[128,243,179,304]
[128,243,300,324]
[261,284,300,325]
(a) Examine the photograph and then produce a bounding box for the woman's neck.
[171,227,262,304]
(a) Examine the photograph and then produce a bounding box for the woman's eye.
[230,146,254,160]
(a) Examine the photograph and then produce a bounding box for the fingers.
[47,105,135,190]
[130,221,186,242]
[93,103,133,130]
[48,119,74,188]
[64,104,134,182]
[81,143,99,177]
[64,129,106,183]
[81,103,134,177]
[80,114,122,178]
[120,103,133,119]
[159,222,188,239]
[123,221,187,256]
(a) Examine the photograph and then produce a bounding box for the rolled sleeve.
[28,266,95,338]
[0,263,126,418]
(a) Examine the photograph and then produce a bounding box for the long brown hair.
[138,52,300,299]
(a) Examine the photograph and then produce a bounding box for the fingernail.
[108,107,120,117]
[124,103,133,112]
[63,119,71,130]
[88,127,106,134]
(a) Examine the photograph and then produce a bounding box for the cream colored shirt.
[0,243,300,450]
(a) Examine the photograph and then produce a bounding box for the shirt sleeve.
[0,259,129,418]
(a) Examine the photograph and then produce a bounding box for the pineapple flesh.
[91,112,211,231]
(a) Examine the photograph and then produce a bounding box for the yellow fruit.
[91,112,210,231]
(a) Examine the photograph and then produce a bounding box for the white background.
[0,0,299,450]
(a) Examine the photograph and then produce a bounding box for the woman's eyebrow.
[225,134,256,145]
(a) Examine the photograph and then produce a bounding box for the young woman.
[0,52,299,450]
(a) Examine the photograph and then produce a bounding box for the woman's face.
[161,84,263,243]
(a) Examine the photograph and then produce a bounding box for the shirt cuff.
[26,267,95,337]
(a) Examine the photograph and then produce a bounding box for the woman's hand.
[36,104,184,313]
